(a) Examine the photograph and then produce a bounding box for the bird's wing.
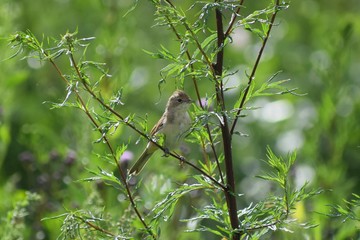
[150,115,165,135]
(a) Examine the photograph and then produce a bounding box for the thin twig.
[75,215,116,237]
[224,0,246,39]
[46,49,156,239]
[74,70,155,239]
[230,0,281,135]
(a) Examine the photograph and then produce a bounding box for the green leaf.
[150,183,206,224]
[77,167,124,191]
[192,33,217,59]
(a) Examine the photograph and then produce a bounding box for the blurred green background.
[0,0,359,239]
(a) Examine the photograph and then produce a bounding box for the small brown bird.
[129,90,192,175]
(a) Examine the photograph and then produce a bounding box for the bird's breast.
[162,111,191,148]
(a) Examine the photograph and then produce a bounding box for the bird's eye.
[177,98,182,102]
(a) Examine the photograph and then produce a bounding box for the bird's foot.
[162,148,170,157]
[178,155,185,166]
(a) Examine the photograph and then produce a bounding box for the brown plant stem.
[224,0,246,39]
[214,4,242,239]
[75,215,116,237]
[230,0,281,135]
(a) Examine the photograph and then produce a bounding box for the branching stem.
[74,215,116,237]
[43,49,156,239]
[230,0,281,135]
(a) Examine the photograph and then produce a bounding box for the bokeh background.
[0,0,359,239]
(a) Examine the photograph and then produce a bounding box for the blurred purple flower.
[19,151,35,164]
[197,97,213,111]
[64,150,76,166]
[120,150,134,163]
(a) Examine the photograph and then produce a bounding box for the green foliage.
[327,193,360,222]
[0,192,41,240]
[1,0,360,239]
[258,147,296,189]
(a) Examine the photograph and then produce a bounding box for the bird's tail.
[129,148,154,175]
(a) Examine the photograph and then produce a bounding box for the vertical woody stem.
[214,5,242,240]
